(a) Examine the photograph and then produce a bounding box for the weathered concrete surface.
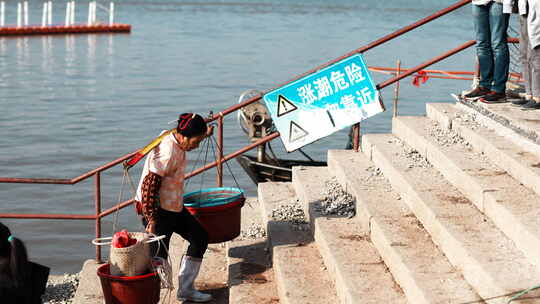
[227,197,279,304]
[456,102,540,159]
[428,102,540,198]
[328,149,482,304]
[458,99,540,146]
[258,182,337,304]
[391,118,540,302]
[292,166,406,304]
[394,114,540,271]
[72,259,103,304]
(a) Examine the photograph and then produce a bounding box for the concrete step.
[390,117,540,302]
[292,166,406,304]
[455,101,540,159]
[72,259,102,304]
[227,197,279,303]
[427,102,540,198]
[457,99,540,149]
[393,114,540,271]
[258,182,337,304]
[327,150,481,304]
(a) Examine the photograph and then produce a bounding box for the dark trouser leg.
[174,208,209,259]
[474,4,494,90]
[142,209,174,260]
[489,3,510,93]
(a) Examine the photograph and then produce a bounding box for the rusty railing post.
[217,115,224,187]
[393,60,401,117]
[95,172,102,263]
[352,123,361,152]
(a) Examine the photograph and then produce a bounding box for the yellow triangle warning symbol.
[289,121,308,143]
[277,95,298,117]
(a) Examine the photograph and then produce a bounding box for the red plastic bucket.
[185,196,245,244]
[97,264,160,304]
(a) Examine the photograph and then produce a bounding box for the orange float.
[0,24,131,36]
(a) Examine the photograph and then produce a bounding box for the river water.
[0,0,517,273]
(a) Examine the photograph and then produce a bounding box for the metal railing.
[2,0,511,262]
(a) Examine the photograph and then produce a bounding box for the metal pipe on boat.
[257,145,266,163]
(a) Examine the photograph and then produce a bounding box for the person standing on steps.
[508,0,540,110]
[134,113,214,303]
[463,0,511,103]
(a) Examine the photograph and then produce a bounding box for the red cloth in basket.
[112,230,137,248]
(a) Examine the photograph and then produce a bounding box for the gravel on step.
[42,273,80,304]
[241,221,267,239]
[271,199,309,231]
[319,177,356,218]
[387,137,432,169]
[427,121,471,148]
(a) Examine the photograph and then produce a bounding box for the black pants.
[142,207,208,259]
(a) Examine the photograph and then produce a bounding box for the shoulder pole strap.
[124,129,177,170]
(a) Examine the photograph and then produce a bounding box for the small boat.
[236,154,326,185]
[234,89,327,185]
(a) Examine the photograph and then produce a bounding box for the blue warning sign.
[263,53,384,152]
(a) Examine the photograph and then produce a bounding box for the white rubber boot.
[177,255,213,303]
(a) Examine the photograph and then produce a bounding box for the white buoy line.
[0,1,116,28]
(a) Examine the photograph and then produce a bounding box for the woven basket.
[109,232,151,277]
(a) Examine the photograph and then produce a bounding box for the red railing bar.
[98,199,135,218]
[95,173,102,263]
[377,40,476,90]
[185,132,280,179]
[216,116,224,187]
[71,151,138,184]
[0,151,138,185]
[0,177,72,184]
[370,66,476,75]
[0,214,95,220]
[206,0,473,123]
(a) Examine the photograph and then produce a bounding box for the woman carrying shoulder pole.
[134,113,214,303]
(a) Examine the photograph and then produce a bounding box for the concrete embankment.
[71,99,540,303]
